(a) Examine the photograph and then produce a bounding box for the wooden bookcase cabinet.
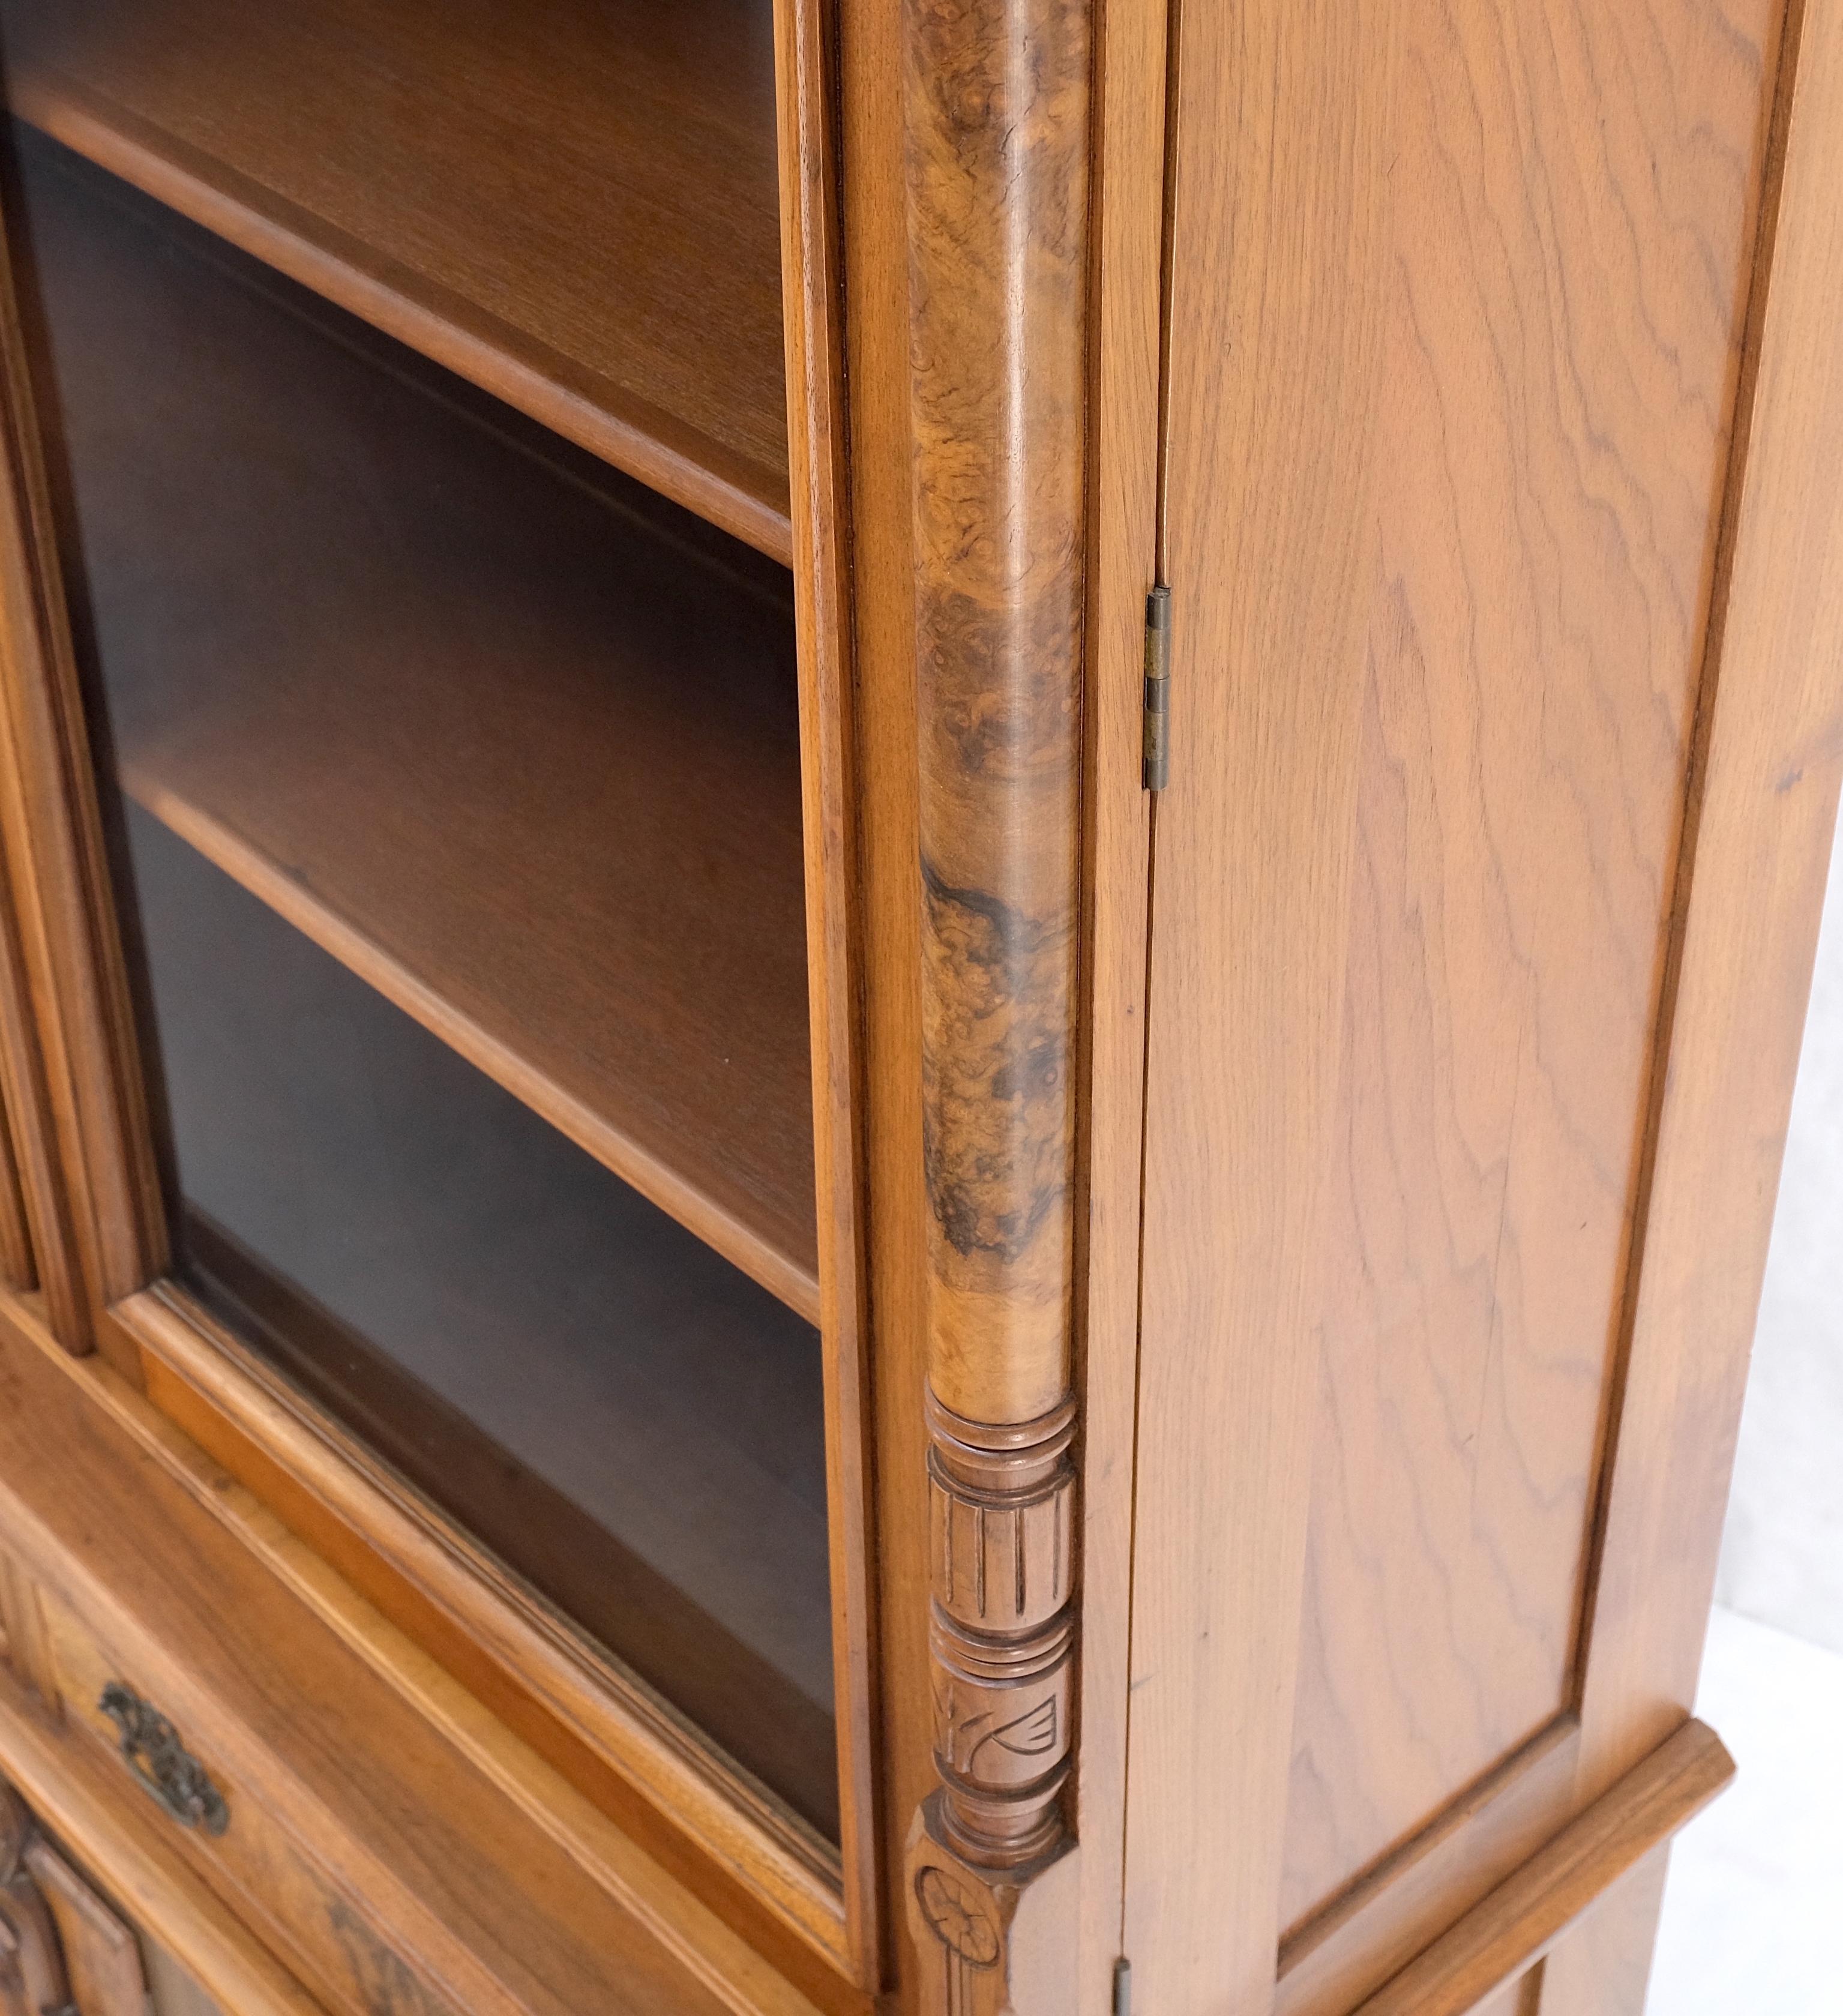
[0,2,1835,2015]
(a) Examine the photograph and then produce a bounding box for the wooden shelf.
[20,133,820,1317]
[0,0,792,558]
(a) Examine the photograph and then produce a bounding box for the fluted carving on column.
[903,0,1090,2004]
[927,1394,1077,1864]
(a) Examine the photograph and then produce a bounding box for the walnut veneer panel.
[1283,0,1784,1925]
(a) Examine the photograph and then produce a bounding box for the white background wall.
[1648,814,1843,2012]
[1713,821,1843,1648]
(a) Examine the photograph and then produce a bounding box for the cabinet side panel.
[1128,0,1791,2002]
[1283,0,1782,1925]
[1544,0,1843,2000]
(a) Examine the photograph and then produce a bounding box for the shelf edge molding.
[900,0,1093,2009]
[122,778,822,1326]
[7,71,796,565]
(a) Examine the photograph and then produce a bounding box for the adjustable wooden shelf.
[0,2,1838,2014]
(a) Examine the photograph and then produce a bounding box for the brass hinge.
[1113,1957,1133,2016]
[1142,586,1171,791]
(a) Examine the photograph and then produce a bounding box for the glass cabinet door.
[0,0,843,1851]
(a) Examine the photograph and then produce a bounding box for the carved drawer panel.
[40,1586,461,2016]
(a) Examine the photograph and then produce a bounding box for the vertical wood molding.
[0,191,166,1347]
[1071,0,1168,2004]
[901,0,1092,2004]
[1544,0,1843,2003]
[774,0,883,1979]
[1351,1723,1733,2016]
[0,1780,76,2016]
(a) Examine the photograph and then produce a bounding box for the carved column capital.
[926,1394,1077,1865]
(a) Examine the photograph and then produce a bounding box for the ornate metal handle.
[97,1684,228,1837]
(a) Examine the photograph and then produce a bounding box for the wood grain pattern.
[1280,0,1783,1926]
[1127,0,1799,2001]
[42,1583,472,2016]
[16,143,820,1316]
[1096,0,1758,1943]
[1541,0,1843,2003]
[1352,1720,1731,2016]
[0,1553,53,1708]
[1126,0,1788,1991]
[0,0,792,557]
[907,0,1088,1434]
[900,0,1092,2004]
[0,816,85,1334]
[8,0,871,1991]
[1121,1,1394,2005]
[0,1083,31,1293]
[1276,1717,1582,2016]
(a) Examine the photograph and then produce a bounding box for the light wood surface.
[1542,0,1843,2003]
[1072,0,1166,2005]
[1353,1720,1732,2016]
[1122,2,1394,2006]
[19,140,820,1320]
[0,801,79,1335]
[1277,1718,1582,2016]
[1123,0,1788,2002]
[834,0,938,2003]
[0,0,1824,2009]
[1284,0,1782,1928]
[0,1551,53,1705]
[0,0,792,557]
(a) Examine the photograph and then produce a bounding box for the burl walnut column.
[902,0,1090,2009]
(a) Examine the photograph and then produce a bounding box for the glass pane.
[6,127,835,1836]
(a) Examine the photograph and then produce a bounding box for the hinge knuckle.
[1142,585,1171,792]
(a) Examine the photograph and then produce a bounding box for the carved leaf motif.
[984,1696,1058,1760]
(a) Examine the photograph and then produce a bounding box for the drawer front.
[40,1584,457,2016]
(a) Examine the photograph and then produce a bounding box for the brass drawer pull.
[97,1683,229,1837]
